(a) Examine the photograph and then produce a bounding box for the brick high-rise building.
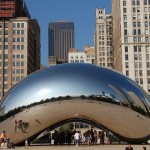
[0,1,40,100]
[0,0,30,18]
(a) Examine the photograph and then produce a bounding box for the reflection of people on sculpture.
[0,131,7,147]
[15,120,29,133]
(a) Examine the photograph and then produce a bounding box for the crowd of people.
[51,129,109,146]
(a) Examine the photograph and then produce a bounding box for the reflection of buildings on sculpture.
[68,45,95,64]
[0,63,149,144]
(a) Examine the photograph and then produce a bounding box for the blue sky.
[25,0,112,66]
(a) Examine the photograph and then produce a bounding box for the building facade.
[48,21,74,66]
[95,8,113,69]
[0,0,30,18]
[112,0,150,94]
[68,45,95,64]
[0,2,40,100]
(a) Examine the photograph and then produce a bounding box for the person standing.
[125,144,134,150]
[25,139,28,149]
[74,131,80,148]
[0,131,7,147]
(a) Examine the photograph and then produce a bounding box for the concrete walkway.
[1,144,149,150]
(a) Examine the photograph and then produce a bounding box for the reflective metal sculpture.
[0,63,150,144]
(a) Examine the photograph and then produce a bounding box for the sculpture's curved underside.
[0,63,150,144]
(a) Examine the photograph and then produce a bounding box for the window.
[125,54,128,60]
[5,30,8,35]
[138,37,141,43]
[21,30,24,35]
[21,23,24,28]
[21,37,24,42]
[123,8,127,13]
[133,15,136,19]
[5,23,8,28]
[17,30,20,35]
[132,0,135,5]
[134,46,137,52]
[133,8,136,13]
[145,14,148,19]
[5,38,8,42]
[126,70,129,76]
[137,22,140,27]
[144,7,148,12]
[13,23,16,28]
[135,62,138,68]
[13,38,15,42]
[147,70,150,76]
[4,69,8,74]
[124,37,128,43]
[137,0,140,5]
[4,45,8,50]
[124,22,127,28]
[17,37,20,42]
[13,30,15,35]
[124,15,127,20]
[4,54,8,59]
[139,70,143,76]
[13,45,15,50]
[123,1,126,6]
[138,29,141,35]
[137,7,140,13]
[17,23,20,28]
[133,22,136,27]
[146,37,149,42]
[21,45,24,50]
[133,29,136,35]
[133,37,137,43]
[124,30,127,35]
[144,0,147,5]
[125,46,128,52]
[139,62,142,68]
[0,30,2,35]
[134,54,138,60]
[125,62,129,68]
[140,78,143,84]
[145,21,148,27]
[4,62,8,67]
[17,45,20,50]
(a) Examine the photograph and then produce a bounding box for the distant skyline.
[25,0,112,66]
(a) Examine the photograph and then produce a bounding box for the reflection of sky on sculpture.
[1,63,150,114]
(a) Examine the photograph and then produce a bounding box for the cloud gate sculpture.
[0,63,150,144]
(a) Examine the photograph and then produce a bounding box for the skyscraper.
[95,8,113,69]
[112,0,150,94]
[0,0,40,100]
[48,21,74,66]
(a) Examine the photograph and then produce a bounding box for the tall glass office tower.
[48,21,74,66]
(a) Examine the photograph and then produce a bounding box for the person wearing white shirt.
[74,131,80,148]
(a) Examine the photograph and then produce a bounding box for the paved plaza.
[1,144,150,150]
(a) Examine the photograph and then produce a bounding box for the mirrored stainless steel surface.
[0,63,150,144]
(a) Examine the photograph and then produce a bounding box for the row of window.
[124,36,150,43]
[12,54,25,59]
[12,69,25,74]
[125,54,150,61]
[70,60,84,63]
[12,61,25,67]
